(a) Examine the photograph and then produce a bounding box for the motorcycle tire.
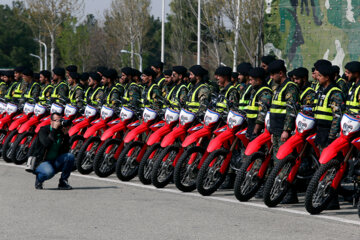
[305,159,339,215]
[234,151,265,202]
[263,155,295,207]
[69,134,85,159]
[11,132,34,165]
[116,141,143,181]
[151,145,179,188]
[196,148,229,196]
[174,146,204,192]
[138,143,161,185]
[93,139,121,178]
[2,130,18,163]
[75,136,101,175]
[0,129,7,156]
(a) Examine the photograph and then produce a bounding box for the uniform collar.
[322,82,338,94]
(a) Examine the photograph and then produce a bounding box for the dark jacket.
[31,125,70,162]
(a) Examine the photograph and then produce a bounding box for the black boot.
[255,185,264,199]
[326,194,340,210]
[35,176,43,190]
[58,179,72,190]
[220,172,235,189]
[280,186,299,204]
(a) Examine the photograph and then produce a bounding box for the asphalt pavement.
[0,162,359,240]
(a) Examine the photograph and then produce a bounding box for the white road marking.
[1,162,359,226]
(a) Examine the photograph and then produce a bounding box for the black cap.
[236,62,253,75]
[249,67,266,80]
[261,55,276,65]
[215,66,232,77]
[103,69,118,80]
[4,70,14,78]
[172,66,187,76]
[231,72,239,79]
[66,65,77,73]
[69,72,80,80]
[40,70,51,79]
[142,67,157,78]
[314,59,332,70]
[317,64,333,77]
[345,61,360,73]
[96,66,108,76]
[14,66,25,73]
[163,69,172,76]
[132,69,142,78]
[52,67,65,77]
[22,68,33,77]
[151,61,164,71]
[121,67,133,76]
[80,72,89,81]
[332,65,340,75]
[293,67,308,78]
[288,70,295,78]
[311,67,315,72]
[89,72,101,82]
[34,73,40,80]
[189,65,208,77]
[268,60,286,74]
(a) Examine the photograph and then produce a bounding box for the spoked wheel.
[138,143,161,185]
[151,145,179,188]
[11,132,34,165]
[93,139,121,178]
[116,141,143,181]
[75,136,101,175]
[0,129,7,155]
[174,146,204,192]
[234,152,265,202]
[263,155,295,207]
[196,149,229,196]
[69,135,85,158]
[305,159,340,214]
[2,131,18,163]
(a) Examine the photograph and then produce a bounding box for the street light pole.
[233,0,240,72]
[34,38,47,70]
[30,53,43,71]
[120,50,142,72]
[197,0,201,65]
[161,0,165,63]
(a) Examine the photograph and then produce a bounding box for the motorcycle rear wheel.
[93,139,120,178]
[76,136,101,175]
[2,130,18,163]
[116,141,143,181]
[11,132,34,165]
[138,143,161,185]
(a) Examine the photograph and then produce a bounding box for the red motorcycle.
[93,106,140,178]
[234,112,272,201]
[116,107,163,181]
[305,112,360,214]
[75,105,119,174]
[196,109,248,196]
[263,107,320,207]
[151,108,198,188]
[173,108,224,192]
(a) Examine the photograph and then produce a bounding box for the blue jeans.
[35,153,75,183]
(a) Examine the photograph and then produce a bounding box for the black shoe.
[326,195,340,210]
[35,177,43,190]
[58,179,72,190]
[280,187,299,204]
[255,185,264,199]
[220,173,235,189]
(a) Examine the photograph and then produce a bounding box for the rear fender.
[319,136,350,164]
[213,125,228,136]
[182,125,212,148]
[18,116,40,134]
[72,116,85,125]
[68,118,91,137]
[107,118,122,127]
[187,123,204,134]
[351,137,360,151]
[206,128,235,153]
[160,125,187,148]
[150,121,165,132]
[124,122,150,143]
[35,118,51,133]
[276,134,304,160]
[244,129,271,156]
[101,120,128,141]
[147,124,173,146]
[83,120,107,139]
[127,120,140,130]
[9,114,28,131]
[235,128,249,148]
[0,114,13,128]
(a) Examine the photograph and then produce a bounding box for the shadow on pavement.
[45,186,118,191]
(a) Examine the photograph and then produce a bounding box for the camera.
[60,119,72,127]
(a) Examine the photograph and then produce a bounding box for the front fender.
[124,122,150,143]
[161,125,187,148]
[206,128,235,153]
[101,120,128,141]
[235,128,249,148]
[182,125,212,148]
[35,118,51,133]
[68,118,91,137]
[18,116,40,133]
[147,124,173,146]
[244,130,271,156]
[319,136,350,164]
[83,120,107,139]
[0,114,13,129]
[9,114,29,131]
[276,133,304,160]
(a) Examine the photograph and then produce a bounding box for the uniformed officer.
[168,66,188,109]
[79,72,89,90]
[68,72,84,109]
[260,55,276,86]
[214,66,240,113]
[292,67,316,106]
[65,65,77,80]
[344,61,360,114]
[312,59,332,92]
[237,62,253,110]
[1,71,17,100]
[268,60,299,163]
[310,67,318,90]
[121,68,142,109]
[12,66,29,102]
[246,67,273,140]
[151,61,165,89]
[21,68,41,103]
[119,67,133,93]
[51,67,69,104]
[96,66,108,78]
[161,69,173,98]
[187,65,211,115]
[140,67,163,111]
[333,65,348,95]
[231,72,239,88]
[85,72,104,107]
[38,70,54,105]
[101,69,121,108]
[0,71,8,98]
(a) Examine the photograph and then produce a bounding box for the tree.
[25,0,84,69]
